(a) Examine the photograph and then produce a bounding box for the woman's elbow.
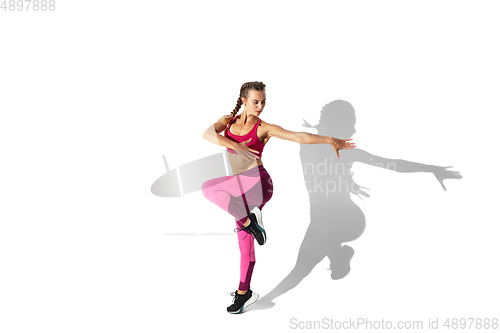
[202,129,214,141]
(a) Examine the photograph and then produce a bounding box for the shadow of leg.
[246,241,326,312]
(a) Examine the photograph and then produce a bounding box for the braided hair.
[229,81,266,120]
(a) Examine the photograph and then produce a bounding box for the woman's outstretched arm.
[264,122,355,157]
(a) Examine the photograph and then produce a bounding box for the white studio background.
[1,1,498,332]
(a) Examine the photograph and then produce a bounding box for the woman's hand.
[331,138,356,158]
[234,138,260,161]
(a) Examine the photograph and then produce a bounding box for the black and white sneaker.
[242,207,266,245]
[227,289,259,314]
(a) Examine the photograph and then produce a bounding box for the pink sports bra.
[224,116,266,158]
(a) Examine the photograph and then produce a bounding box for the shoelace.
[233,227,250,240]
[233,220,254,240]
[229,291,242,305]
[229,290,251,307]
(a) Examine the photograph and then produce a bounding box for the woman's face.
[243,90,266,117]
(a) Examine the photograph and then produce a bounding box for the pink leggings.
[201,164,273,290]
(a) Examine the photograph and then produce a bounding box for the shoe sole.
[228,292,259,314]
[251,207,266,245]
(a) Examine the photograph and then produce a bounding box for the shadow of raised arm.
[352,148,463,191]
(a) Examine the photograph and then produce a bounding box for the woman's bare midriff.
[228,153,264,175]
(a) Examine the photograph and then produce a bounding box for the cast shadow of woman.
[248,100,462,311]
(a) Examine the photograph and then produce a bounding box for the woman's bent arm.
[203,128,239,150]
[202,115,239,150]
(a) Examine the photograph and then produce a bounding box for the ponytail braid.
[229,81,266,120]
[230,97,243,119]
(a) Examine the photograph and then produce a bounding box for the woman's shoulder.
[212,114,236,134]
[220,114,234,123]
[218,114,237,127]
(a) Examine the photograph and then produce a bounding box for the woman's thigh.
[202,174,262,198]
[257,169,274,208]
[239,169,274,209]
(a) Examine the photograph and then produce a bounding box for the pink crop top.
[224,116,266,158]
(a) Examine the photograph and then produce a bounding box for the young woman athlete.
[201,81,356,314]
